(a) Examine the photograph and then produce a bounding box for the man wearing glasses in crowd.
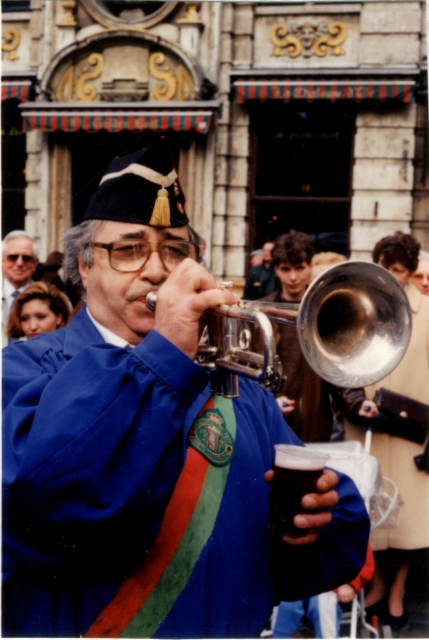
[2,230,39,346]
[2,138,369,638]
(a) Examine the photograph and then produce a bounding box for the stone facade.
[1,0,428,283]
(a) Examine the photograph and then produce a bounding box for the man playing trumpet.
[2,138,369,638]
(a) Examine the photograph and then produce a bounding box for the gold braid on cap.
[149,177,171,227]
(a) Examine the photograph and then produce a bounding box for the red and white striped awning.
[2,79,32,102]
[19,101,221,134]
[231,74,416,104]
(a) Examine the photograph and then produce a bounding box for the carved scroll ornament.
[270,20,347,58]
[2,29,20,61]
[54,49,194,102]
[55,53,103,102]
[149,52,194,101]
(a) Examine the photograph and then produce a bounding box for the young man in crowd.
[264,232,334,442]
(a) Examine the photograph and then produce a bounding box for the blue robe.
[2,308,369,638]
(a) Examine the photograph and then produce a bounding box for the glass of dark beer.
[271,444,329,536]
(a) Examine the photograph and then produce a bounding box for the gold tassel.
[149,178,170,227]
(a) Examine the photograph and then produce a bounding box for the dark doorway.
[2,100,27,237]
[53,129,192,225]
[249,101,356,256]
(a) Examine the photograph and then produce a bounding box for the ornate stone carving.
[149,52,194,101]
[149,52,177,101]
[2,29,20,61]
[176,2,203,25]
[99,79,149,102]
[56,53,104,102]
[52,44,195,103]
[58,0,77,27]
[74,53,103,101]
[270,20,347,58]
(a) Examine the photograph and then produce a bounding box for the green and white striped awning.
[231,72,417,104]
[19,102,221,134]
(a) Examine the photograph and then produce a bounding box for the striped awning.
[19,101,221,134]
[231,76,416,104]
[2,79,32,102]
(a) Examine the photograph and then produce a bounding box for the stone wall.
[2,0,427,267]
[212,3,254,284]
[350,104,417,260]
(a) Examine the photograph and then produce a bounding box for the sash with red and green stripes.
[85,395,236,638]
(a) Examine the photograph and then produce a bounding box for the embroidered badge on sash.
[188,408,235,466]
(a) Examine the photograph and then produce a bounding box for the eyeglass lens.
[110,240,197,272]
[7,254,35,263]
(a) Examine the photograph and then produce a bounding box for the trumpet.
[146,261,412,398]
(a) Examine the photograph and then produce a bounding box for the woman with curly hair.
[336,231,429,631]
[6,282,70,341]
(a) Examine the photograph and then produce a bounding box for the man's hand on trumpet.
[154,258,238,360]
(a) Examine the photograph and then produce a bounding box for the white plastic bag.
[306,441,402,529]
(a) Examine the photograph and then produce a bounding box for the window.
[249,101,356,255]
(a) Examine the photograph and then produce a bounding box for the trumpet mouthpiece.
[145,291,158,311]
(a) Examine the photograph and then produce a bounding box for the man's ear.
[78,255,88,290]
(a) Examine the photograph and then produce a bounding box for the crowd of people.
[1,137,427,639]
[245,229,429,636]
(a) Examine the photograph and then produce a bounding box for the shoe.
[387,610,409,632]
[365,596,388,621]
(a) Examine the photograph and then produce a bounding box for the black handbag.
[414,440,429,473]
[372,388,429,445]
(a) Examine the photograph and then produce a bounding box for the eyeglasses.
[91,239,198,273]
[6,254,35,263]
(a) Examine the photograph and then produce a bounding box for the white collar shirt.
[86,307,135,349]
[3,278,32,315]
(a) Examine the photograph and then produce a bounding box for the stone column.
[213,3,252,290]
[225,103,250,284]
[212,3,234,279]
[177,2,204,60]
[55,0,77,52]
[223,4,253,286]
[50,143,73,254]
[28,0,44,74]
[411,101,429,249]
[24,130,50,260]
[349,104,417,261]
[350,0,422,259]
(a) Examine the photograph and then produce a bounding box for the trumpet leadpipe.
[237,299,300,326]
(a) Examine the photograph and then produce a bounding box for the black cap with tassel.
[84,137,189,228]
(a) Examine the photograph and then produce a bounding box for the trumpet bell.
[297,261,412,388]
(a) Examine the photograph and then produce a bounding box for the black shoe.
[387,610,409,632]
[365,596,388,621]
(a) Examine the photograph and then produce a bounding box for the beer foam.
[274,445,328,471]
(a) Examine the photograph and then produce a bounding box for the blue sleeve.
[236,381,370,600]
[255,388,371,600]
[3,331,210,575]
[271,470,370,601]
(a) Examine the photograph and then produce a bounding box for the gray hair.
[63,220,104,295]
[2,230,39,258]
[63,220,199,294]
